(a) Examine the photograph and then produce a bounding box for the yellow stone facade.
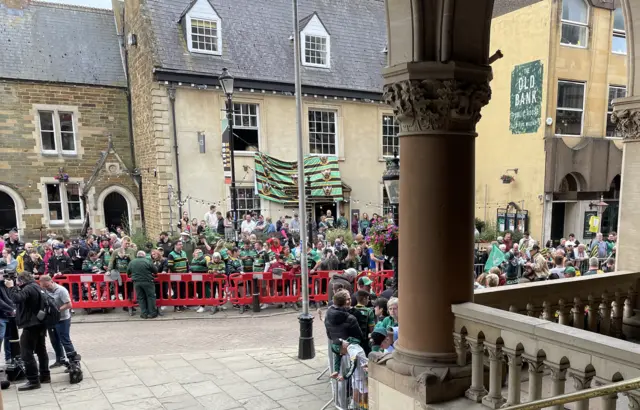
[476,0,626,242]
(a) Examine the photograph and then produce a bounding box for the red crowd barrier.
[50,269,393,309]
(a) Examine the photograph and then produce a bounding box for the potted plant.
[54,170,69,183]
[367,216,399,257]
[500,174,515,184]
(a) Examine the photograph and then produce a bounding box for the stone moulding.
[612,109,640,140]
[382,79,491,133]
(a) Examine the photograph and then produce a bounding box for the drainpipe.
[121,7,146,231]
[168,86,183,217]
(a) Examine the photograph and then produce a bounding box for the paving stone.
[21,404,60,410]
[153,354,184,361]
[276,396,329,410]
[236,394,281,410]
[50,373,70,384]
[95,374,143,390]
[103,385,153,404]
[263,385,309,401]
[51,378,99,393]
[157,358,192,370]
[159,393,205,410]
[260,357,302,369]
[123,357,161,370]
[91,368,136,380]
[182,352,211,361]
[17,390,57,408]
[111,397,164,409]
[220,381,261,400]
[290,373,330,387]
[205,369,246,386]
[53,386,104,403]
[149,382,188,399]
[209,350,256,359]
[274,364,317,378]
[196,392,241,410]
[252,377,295,392]
[132,367,176,386]
[182,380,222,397]
[303,382,332,398]
[235,367,280,383]
[168,365,209,383]
[59,397,113,410]
[84,358,126,373]
[191,358,227,374]
[300,356,331,370]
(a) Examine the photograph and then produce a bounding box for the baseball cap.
[180,231,190,236]
[54,244,65,250]
[371,323,387,337]
[564,266,576,275]
[358,277,373,286]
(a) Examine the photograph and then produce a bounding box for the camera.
[0,269,16,281]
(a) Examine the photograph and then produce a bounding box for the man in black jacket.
[48,245,73,276]
[5,271,50,391]
[5,230,24,258]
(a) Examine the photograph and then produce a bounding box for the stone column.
[503,346,523,406]
[611,98,640,271]
[523,354,544,402]
[595,379,618,410]
[572,297,585,329]
[482,343,506,409]
[452,332,468,367]
[569,369,595,410]
[600,292,612,335]
[464,338,487,403]
[627,392,640,410]
[370,62,491,404]
[545,362,569,410]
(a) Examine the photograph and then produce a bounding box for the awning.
[255,153,343,203]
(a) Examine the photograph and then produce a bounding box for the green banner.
[484,243,506,273]
[510,60,543,134]
[255,153,343,203]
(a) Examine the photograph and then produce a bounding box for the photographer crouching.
[4,271,49,391]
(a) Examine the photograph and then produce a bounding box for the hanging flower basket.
[500,174,515,184]
[54,172,69,183]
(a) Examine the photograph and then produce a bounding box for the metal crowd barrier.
[323,339,369,410]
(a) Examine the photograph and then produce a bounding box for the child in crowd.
[349,290,375,355]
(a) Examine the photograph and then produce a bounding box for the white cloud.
[40,0,113,9]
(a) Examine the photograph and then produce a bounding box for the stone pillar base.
[368,355,472,409]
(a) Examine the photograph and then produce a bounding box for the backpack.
[37,290,61,327]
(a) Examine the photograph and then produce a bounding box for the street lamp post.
[382,151,400,291]
[219,68,239,241]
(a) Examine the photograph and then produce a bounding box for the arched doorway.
[103,192,129,232]
[0,192,17,235]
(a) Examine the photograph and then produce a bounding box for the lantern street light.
[382,150,400,291]
[219,68,239,240]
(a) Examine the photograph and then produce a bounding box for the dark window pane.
[68,202,82,220]
[66,184,80,201]
[557,82,584,109]
[59,112,73,132]
[614,8,625,31]
[562,0,588,23]
[61,133,74,151]
[39,111,54,130]
[41,131,56,151]
[561,23,587,46]
[49,203,63,221]
[47,184,60,201]
[555,110,583,135]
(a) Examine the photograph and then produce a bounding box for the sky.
[41,0,112,9]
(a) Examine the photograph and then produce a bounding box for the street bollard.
[252,277,261,312]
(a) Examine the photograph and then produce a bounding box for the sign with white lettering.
[510,60,543,134]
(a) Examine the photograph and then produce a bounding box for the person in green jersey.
[252,242,266,273]
[208,252,226,274]
[349,290,375,355]
[379,297,398,329]
[240,240,256,273]
[227,247,243,274]
[336,212,348,230]
[190,249,209,272]
[168,241,189,311]
[369,323,392,353]
[359,213,370,235]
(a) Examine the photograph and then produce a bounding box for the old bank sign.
[510,60,543,134]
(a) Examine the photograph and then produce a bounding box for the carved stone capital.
[523,355,545,374]
[569,370,594,390]
[382,79,491,133]
[483,342,503,361]
[612,109,640,139]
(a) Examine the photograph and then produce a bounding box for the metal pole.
[293,0,314,361]
[168,185,174,237]
[227,96,239,243]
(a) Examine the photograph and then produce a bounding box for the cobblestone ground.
[2,311,333,409]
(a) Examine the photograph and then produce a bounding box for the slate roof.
[0,1,126,87]
[146,0,388,93]
[493,0,543,18]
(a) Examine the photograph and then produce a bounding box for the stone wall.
[0,80,138,239]
[125,0,173,238]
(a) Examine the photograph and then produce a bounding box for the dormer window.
[300,13,330,68]
[181,0,222,56]
[189,18,219,53]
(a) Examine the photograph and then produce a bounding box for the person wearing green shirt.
[227,247,243,274]
[82,252,103,273]
[359,213,370,235]
[127,251,159,319]
[325,210,335,229]
[208,253,226,274]
[380,297,398,329]
[349,290,375,355]
[308,243,322,272]
[370,323,392,353]
[240,241,256,273]
[252,242,266,273]
[168,241,189,311]
[179,232,196,261]
[190,249,208,273]
[336,212,349,230]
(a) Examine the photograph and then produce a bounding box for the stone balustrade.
[474,270,640,338]
[453,302,640,409]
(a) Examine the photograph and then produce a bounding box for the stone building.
[119,0,393,237]
[0,1,140,239]
[475,0,626,244]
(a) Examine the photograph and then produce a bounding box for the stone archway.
[0,185,25,236]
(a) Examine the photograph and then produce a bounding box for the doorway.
[103,192,129,232]
[550,202,566,245]
[0,192,16,235]
[314,202,337,225]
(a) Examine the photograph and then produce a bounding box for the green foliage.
[326,228,354,247]
[130,228,152,252]
[475,218,486,233]
[202,227,222,245]
[476,219,524,244]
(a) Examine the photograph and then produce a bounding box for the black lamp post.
[219,68,239,241]
[382,151,400,291]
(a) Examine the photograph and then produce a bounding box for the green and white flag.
[484,244,506,272]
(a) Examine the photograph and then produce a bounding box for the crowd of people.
[474,231,617,288]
